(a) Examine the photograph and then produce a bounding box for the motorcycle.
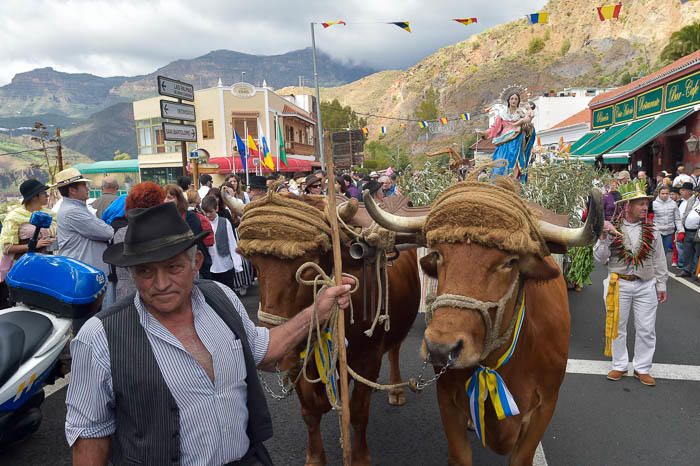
[0,211,106,447]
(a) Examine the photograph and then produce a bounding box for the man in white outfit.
[593,180,668,387]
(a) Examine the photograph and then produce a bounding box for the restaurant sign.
[636,87,663,118]
[665,70,700,111]
[592,105,614,129]
[613,97,635,123]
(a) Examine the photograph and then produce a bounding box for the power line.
[0,147,58,157]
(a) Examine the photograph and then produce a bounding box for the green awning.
[608,108,695,157]
[575,154,629,165]
[569,131,601,153]
[572,124,627,156]
[582,118,653,157]
[73,160,139,174]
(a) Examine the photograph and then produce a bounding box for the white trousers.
[603,276,658,373]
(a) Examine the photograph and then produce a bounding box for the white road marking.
[44,374,69,397]
[567,359,700,381]
[534,442,548,466]
[669,274,700,294]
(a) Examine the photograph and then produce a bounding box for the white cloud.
[0,0,547,85]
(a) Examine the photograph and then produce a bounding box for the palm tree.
[660,22,700,64]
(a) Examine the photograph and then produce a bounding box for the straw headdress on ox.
[424,179,550,259]
[237,191,347,259]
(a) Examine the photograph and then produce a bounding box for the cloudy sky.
[0,0,547,86]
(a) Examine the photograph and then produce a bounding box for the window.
[136,118,183,155]
[202,120,215,139]
[140,167,182,186]
[232,118,258,139]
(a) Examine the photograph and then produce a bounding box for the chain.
[258,365,297,400]
[413,355,453,392]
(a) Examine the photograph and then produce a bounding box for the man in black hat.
[65,203,353,466]
[247,175,268,201]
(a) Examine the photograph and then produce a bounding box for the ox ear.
[419,251,439,278]
[520,255,561,281]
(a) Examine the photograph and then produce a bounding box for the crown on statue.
[499,84,528,104]
[616,180,653,204]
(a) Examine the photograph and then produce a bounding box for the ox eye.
[502,257,519,269]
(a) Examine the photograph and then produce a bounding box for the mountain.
[62,103,136,161]
[280,0,700,156]
[0,48,375,118]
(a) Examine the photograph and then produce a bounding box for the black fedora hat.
[19,179,49,203]
[248,175,268,190]
[103,202,207,267]
[680,181,695,191]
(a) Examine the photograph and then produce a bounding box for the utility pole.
[55,128,64,171]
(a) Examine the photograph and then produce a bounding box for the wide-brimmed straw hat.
[50,167,91,188]
[103,202,207,267]
[615,180,653,204]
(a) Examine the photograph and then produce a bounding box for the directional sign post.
[158,75,195,176]
[160,100,196,122]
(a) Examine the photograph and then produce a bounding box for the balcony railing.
[285,141,316,156]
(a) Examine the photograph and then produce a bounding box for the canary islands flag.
[461,113,471,121]
[321,20,346,28]
[597,3,622,21]
[261,136,274,171]
[454,18,478,26]
[528,12,549,24]
[418,121,428,129]
[380,126,387,135]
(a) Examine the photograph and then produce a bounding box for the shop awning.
[581,118,654,157]
[209,156,312,174]
[569,131,601,153]
[607,108,695,157]
[571,124,627,156]
[573,154,630,165]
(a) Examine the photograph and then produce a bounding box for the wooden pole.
[324,148,352,465]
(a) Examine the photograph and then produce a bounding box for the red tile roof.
[590,50,700,108]
[550,108,590,129]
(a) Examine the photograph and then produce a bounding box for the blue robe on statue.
[491,129,536,182]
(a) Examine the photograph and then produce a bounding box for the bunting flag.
[380,126,387,134]
[680,0,697,3]
[418,120,428,128]
[321,20,346,28]
[277,122,287,167]
[528,12,549,24]
[390,21,411,32]
[247,134,260,157]
[261,136,275,171]
[439,117,449,125]
[300,328,339,407]
[234,130,248,172]
[362,127,369,135]
[460,112,471,121]
[454,18,478,26]
[597,3,622,21]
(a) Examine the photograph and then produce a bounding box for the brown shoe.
[634,371,656,386]
[606,370,626,381]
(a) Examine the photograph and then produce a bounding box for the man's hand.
[657,291,668,304]
[37,237,55,249]
[600,220,622,239]
[678,232,685,242]
[315,276,355,324]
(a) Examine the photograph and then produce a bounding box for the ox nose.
[424,338,463,366]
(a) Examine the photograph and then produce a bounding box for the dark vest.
[97,280,273,466]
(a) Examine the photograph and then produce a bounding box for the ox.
[363,180,602,465]
[237,192,424,466]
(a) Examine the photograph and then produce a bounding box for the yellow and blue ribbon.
[465,292,526,446]
[300,328,339,406]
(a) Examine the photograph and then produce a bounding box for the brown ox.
[237,192,424,466]
[363,181,602,465]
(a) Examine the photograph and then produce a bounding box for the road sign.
[189,150,200,160]
[160,100,196,121]
[157,76,194,101]
[162,122,197,142]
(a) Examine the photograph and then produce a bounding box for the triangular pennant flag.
[528,12,549,24]
[460,113,471,121]
[597,3,622,21]
[380,126,387,135]
[454,18,478,26]
[321,20,347,28]
[440,117,449,125]
[418,121,428,129]
[390,22,411,32]
[362,127,369,135]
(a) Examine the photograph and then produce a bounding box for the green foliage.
[398,162,457,206]
[528,37,546,55]
[320,99,367,131]
[543,29,551,41]
[565,245,594,288]
[471,42,481,51]
[618,70,632,85]
[660,22,700,64]
[413,87,440,122]
[113,150,131,160]
[364,141,410,171]
[560,38,571,56]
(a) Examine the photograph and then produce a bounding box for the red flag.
[597,3,622,21]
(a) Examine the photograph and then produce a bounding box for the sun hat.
[50,167,91,188]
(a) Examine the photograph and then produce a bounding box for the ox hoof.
[304,453,327,466]
[388,389,406,406]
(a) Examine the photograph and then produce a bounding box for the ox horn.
[338,198,358,223]
[222,189,245,217]
[538,188,604,247]
[362,189,426,233]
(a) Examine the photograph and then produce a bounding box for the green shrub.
[560,38,571,56]
[528,37,546,55]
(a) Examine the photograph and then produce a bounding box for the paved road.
[1,264,699,465]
